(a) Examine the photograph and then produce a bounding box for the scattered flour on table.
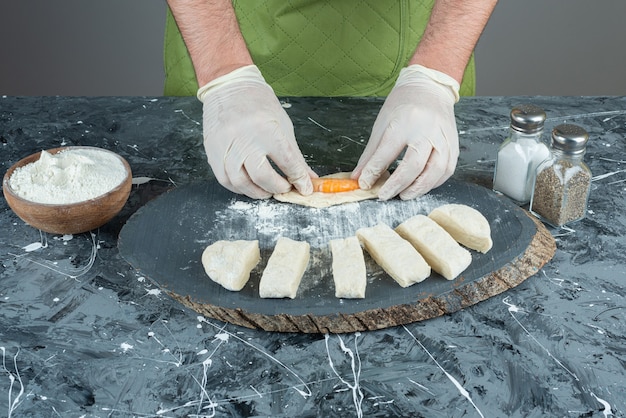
[9,149,127,204]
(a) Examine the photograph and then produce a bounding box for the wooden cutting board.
[118,179,555,333]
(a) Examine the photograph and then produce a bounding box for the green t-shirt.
[163,0,475,97]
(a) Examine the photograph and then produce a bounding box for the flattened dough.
[273,171,390,208]
[356,223,430,288]
[429,204,493,253]
[259,237,310,299]
[396,215,472,280]
[201,240,260,291]
[330,236,367,299]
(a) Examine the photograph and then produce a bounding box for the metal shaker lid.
[510,104,546,134]
[551,124,589,154]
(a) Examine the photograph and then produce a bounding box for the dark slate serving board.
[118,179,555,333]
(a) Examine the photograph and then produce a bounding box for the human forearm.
[167,0,253,86]
[355,0,497,200]
[409,0,498,83]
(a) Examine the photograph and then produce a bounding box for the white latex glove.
[352,64,460,200]
[197,65,314,199]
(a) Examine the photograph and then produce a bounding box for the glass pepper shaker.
[493,104,550,205]
[530,124,592,227]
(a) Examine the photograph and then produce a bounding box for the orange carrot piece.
[311,178,360,193]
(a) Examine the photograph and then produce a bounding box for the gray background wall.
[2,0,626,96]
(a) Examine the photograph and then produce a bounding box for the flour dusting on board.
[229,201,255,211]
[209,194,446,250]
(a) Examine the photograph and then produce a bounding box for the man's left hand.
[352,65,460,200]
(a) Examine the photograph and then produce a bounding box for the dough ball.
[428,204,493,253]
[201,240,260,291]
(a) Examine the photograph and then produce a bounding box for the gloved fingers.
[244,154,293,196]
[268,150,315,196]
[397,152,442,201]
[306,166,320,179]
[355,129,407,190]
[219,148,274,199]
[399,166,447,201]
[210,162,272,199]
[377,141,429,200]
[430,143,458,190]
[352,121,388,180]
[397,136,457,200]
[225,166,274,199]
[286,167,314,196]
[423,124,459,190]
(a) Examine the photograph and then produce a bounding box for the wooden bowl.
[2,146,132,234]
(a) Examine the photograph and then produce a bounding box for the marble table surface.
[1,95,624,417]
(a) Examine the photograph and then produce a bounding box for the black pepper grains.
[530,124,592,227]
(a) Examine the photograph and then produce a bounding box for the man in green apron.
[165,0,497,200]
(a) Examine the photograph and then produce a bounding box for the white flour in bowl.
[9,148,127,204]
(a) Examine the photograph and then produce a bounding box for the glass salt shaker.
[493,104,550,204]
[530,124,592,227]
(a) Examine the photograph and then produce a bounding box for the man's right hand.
[197,65,314,199]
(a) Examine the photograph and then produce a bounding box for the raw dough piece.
[396,215,472,280]
[273,171,390,208]
[201,240,260,291]
[259,237,310,299]
[429,204,493,253]
[356,223,430,288]
[330,236,367,299]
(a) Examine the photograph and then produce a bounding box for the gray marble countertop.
[1,95,624,417]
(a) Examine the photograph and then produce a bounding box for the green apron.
[163,0,475,97]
